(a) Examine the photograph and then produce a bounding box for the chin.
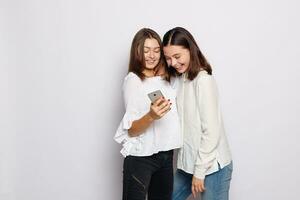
[147,64,159,69]
[176,68,186,74]
[145,66,156,70]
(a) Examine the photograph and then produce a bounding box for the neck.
[156,66,165,76]
[142,69,155,77]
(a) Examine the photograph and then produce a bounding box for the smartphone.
[147,90,164,103]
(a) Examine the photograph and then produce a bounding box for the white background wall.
[1,0,300,199]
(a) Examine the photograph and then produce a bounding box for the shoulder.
[194,70,215,86]
[124,72,142,84]
[123,72,143,90]
[170,76,180,89]
[125,72,141,81]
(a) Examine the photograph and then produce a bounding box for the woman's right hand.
[148,97,171,120]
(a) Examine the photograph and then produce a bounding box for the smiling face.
[163,45,190,74]
[143,38,161,70]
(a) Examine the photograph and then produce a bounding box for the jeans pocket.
[226,161,233,172]
[223,162,233,181]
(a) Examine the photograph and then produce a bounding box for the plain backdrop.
[1,0,300,199]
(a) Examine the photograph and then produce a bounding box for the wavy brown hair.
[163,27,212,80]
[129,28,169,81]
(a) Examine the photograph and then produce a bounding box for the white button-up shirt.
[114,72,183,157]
[176,70,232,179]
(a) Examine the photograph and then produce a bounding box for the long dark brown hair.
[162,27,212,80]
[129,28,169,81]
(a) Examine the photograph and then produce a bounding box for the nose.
[171,58,177,66]
[149,51,154,58]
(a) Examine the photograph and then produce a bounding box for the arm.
[192,75,221,196]
[128,112,154,137]
[128,97,171,137]
[194,75,221,179]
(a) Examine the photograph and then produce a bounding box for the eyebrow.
[144,46,160,49]
[164,53,180,59]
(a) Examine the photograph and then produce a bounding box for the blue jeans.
[172,162,233,200]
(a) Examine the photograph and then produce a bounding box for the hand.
[148,97,171,120]
[191,176,205,198]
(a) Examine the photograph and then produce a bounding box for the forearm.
[128,112,154,137]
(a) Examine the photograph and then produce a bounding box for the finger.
[159,100,172,111]
[159,102,171,112]
[159,107,171,118]
[192,186,196,198]
[198,185,203,193]
[198,182,205,193]
[195,185,200,193]
[157,97,166,106]
[157,100,169,110]
[160,98,170,106]
[153,97,164,107]
[158,105,171,117]
[201,182,206,191]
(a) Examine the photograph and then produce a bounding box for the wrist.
[147,112,155,121]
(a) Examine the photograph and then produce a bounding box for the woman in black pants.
[114,28,182,200]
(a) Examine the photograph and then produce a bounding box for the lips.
[146,60,156,64]
[174,64,184,71]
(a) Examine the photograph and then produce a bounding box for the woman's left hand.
[191,176,205,198]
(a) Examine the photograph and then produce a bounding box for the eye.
[144,50,149,53]
[154,50,160,53]
[174,55,180,59]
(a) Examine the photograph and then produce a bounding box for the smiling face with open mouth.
[163,45,190,74]
[143,38,161,72]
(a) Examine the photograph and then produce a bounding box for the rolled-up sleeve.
[114,74,143,156]
[194,76,221,179]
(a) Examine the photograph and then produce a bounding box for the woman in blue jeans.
[163,27,233,200]
[114,28,182,200]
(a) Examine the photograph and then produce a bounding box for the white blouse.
[176,71,232,179]
[114,72,182,157]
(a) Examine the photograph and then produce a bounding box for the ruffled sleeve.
[114,73,144,157]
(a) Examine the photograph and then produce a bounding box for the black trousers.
[122,150,174,200]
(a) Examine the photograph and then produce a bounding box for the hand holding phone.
[147,90,171,120]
